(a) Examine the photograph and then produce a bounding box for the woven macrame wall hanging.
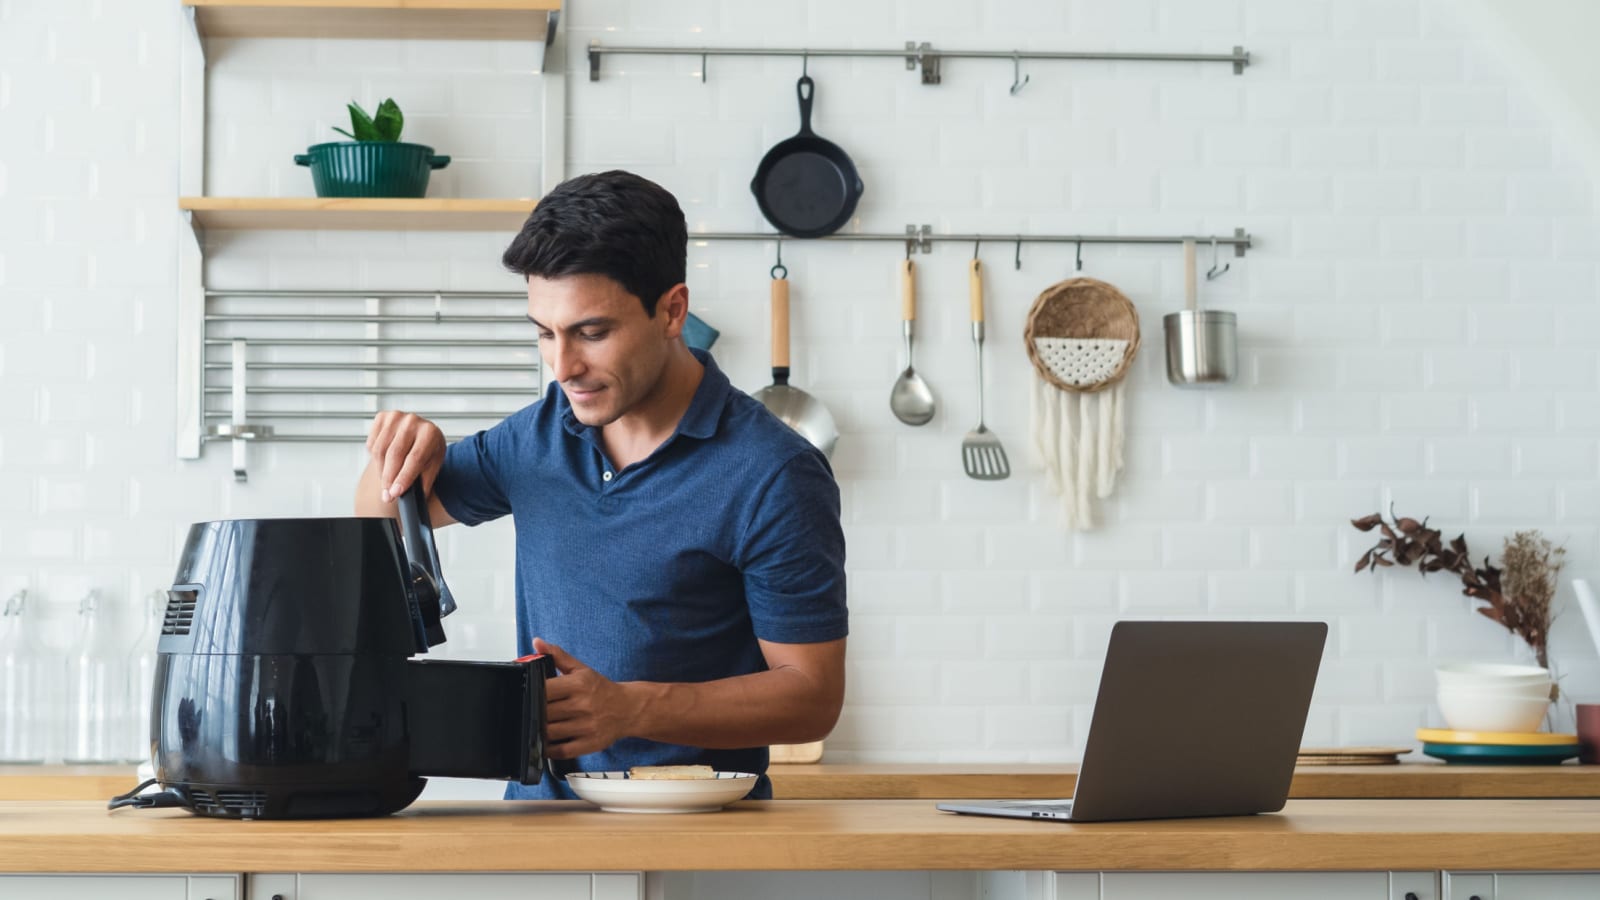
[1023,277,1141,530]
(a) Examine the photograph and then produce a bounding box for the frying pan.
[750,75,864,239]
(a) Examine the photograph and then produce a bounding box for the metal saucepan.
[750,75,864,239]
[1164,238,1237,387]
[752,269,838,457]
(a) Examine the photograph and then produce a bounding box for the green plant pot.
[293,141,451,198]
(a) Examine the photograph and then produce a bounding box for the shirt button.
[602,471,613,482]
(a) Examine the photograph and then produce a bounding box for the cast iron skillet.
[750,75,864,238]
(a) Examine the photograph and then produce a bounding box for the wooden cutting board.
[769,741,824,764]
[1296,746,1412,766]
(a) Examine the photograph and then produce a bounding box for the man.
[356,170,848,800]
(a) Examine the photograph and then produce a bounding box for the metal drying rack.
[196,289,538,482]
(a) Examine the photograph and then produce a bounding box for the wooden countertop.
[2,799,1598,873]
[768,761,1600,799]
[8,762,1600,802]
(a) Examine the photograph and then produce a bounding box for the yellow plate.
[1415,727,1577,746]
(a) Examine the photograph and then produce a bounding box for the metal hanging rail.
[588,41,1250,83]
[690,226,1252,264]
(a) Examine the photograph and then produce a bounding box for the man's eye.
[580,331,608,342]
[537,331,554,341]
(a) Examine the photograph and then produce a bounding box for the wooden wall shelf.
[185,0,562,41]
[180,197,536,231]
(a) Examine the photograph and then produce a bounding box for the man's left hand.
[535,637,642,760]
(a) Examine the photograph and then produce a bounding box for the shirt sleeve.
[434,420,515,527]
[735,449,849,644]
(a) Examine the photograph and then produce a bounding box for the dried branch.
[1350,507,1561,672]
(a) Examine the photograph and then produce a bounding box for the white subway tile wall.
[1,0,1598,763]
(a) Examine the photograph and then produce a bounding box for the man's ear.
[656,283,690,338]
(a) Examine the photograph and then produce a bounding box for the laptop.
[938,620,1327,823]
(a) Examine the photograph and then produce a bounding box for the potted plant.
[293,98,450,198]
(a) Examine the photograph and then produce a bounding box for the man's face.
[526,274,680,428]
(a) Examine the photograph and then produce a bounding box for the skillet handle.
[771,276,791,377]
[969,259,985,325]
[796,75,815,135]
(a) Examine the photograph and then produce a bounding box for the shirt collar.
[558,347,730,442]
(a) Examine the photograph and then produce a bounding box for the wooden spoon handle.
[968,259,985,324]
[901,259,916,323]
[771,276,790,370]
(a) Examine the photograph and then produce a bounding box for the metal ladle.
[889,258,936,426]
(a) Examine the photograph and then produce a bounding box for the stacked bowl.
[1420,663,1577,764]
[1435,663,1553,733]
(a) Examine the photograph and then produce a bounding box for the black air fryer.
[110,485,567,819]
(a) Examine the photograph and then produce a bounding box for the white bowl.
[1437,681,1554,701]
[1436,688,1550,733]
[565,771,758,814]
[1435,663,1550,685]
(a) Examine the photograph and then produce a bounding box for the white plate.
[565,771,758,814]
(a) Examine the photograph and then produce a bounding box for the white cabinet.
[246,873,641,900]
[1051,872,1437,900]
[1443,872,1600,900]
[0,875,238,900]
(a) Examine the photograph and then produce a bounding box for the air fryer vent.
[189,788,267,818]
[162,589,197,635]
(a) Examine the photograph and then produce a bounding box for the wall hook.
[1074,240,1084,272]
[1009,53,1030,95]
[1014,238,1023,270]
[1206,236,1231,280]
[801,52,809,78]
[771,238,787,280]
[973,239,981,260]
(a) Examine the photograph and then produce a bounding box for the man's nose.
[544,337,583,382]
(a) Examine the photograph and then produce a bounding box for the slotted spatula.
[962,259,1010,480]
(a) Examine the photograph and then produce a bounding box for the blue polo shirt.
[434,349,847,800]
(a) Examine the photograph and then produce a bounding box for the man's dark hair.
[502,170,687,316]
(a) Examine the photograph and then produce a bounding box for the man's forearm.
[623,665,841,749]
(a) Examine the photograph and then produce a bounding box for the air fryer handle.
[397,481,456,649]
[529,654,578,784]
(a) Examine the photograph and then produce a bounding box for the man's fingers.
[390,455,423,502]
[533,637,584,674]
[381,438,411,501]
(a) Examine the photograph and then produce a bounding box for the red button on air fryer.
[515,653,546,663]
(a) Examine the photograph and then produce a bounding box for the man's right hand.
[356,411,453,521]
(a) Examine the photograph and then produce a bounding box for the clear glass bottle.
[64,590,123,764]
[122,590,164,765]
[0,590,46,764]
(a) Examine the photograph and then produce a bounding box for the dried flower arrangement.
[1351,508,1565,676]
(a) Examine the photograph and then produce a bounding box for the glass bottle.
[64,590,122,764]
[0,590,46,764]
[122,590,164,765]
